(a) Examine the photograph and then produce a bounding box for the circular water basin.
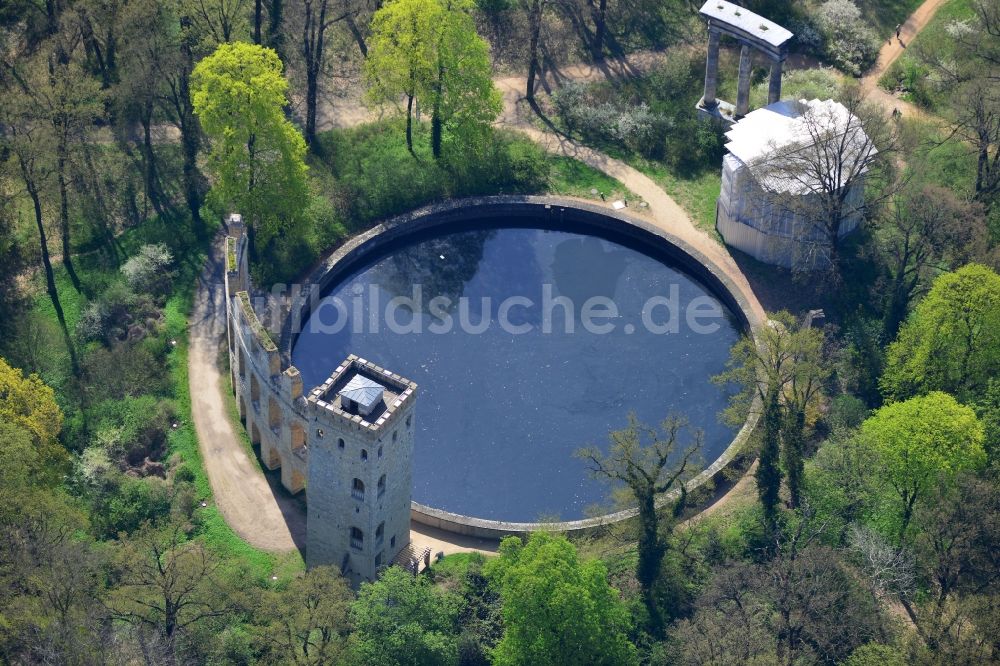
[292,216,741,521]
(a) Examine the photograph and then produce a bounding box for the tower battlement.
[308,355,417,438]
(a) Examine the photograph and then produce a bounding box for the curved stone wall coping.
[267,195,762,538]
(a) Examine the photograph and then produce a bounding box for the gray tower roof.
[338,374,385,413]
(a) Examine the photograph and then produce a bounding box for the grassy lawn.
[546,155,640,204]
[901,116,980,198]
[317,119,636,220]
[626,156,722,237]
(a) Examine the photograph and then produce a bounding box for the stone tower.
[304,355,417,586]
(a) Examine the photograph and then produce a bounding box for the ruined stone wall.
[224,220,310,496]
[223,216,413,584]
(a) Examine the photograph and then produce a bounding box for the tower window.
[361,449,368,461]
[390,535,396,548]
[378,446,383,458]
[376,522,384,545]
[337,437,345,449]
[378,474,386,498]
[406,415,412,428]
[375,551,383,568]
[392,430,398,443]
[350,527,364,550]
[352,478,365,501]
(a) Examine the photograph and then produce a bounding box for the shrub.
[754,67,840,106]
[790,18,824,55]
[174,463,196,484]
[77,282,161,345]
[816,0,880,75]
[80,343,171,400]
[88,396,175,469]
[94,475,172,537]
[490,134,549,191]
[77,300,109,342]
[171,481,198,519]
[880,58,935,107]
[552,82,589,134]
[121,243,174,294]
[307,194,349,252]
[552,84,668,157]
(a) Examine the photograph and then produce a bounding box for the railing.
[351,489,365,501]
[350,537,364,550]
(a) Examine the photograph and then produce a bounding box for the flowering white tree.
[816,0,879,75]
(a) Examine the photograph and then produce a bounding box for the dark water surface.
[292,220,741,521]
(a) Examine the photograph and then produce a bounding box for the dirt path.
[862,0,948,91]
[188,240,304,552]
[858,0,949,119]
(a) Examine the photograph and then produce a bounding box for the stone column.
[703,28,721,108]
[768,58,784,104]
[736,45,753,117]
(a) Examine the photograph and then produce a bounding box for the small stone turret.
[305,355,417,585]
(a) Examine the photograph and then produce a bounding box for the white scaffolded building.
[716,98,871,269]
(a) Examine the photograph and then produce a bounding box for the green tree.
[881,264,1000,402]
[364,0,500,157]
[920,0,1000,207]
[901,471,1000,656]
[0,420,108,664]
[576,413,699,634]
[523,0,545,102]
[877,184,989,341]
[0,356,66,477]
[364,0,437,153]
[40,46,103,292]
[861,391,986,541]
[256,566,353,665]
[108,522,238,657]
[351,566,460,666]
[191,41,308,251]
[2,75,75,360]
[425,0,500,158]
[299,0,335,146]
[757,382,783,533]
[715,311,828,509]
[485,533,637,666]
[979,379,1000,464]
